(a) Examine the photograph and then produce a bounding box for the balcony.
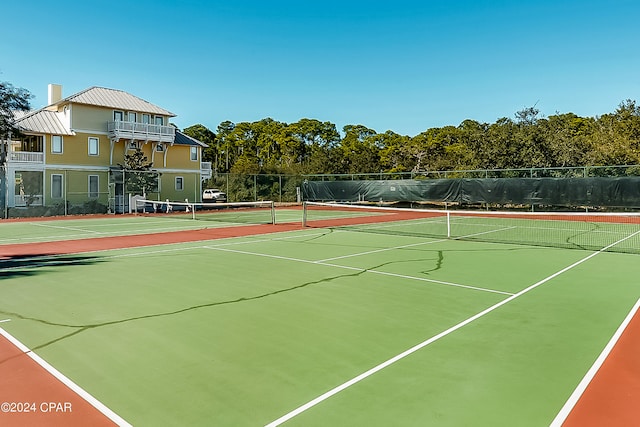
[201,162,212,179]
[9,151,44,163]
[108,121,175,143]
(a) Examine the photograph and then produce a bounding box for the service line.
[206,245,513,296]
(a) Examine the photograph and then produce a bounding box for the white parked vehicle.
[202,188,227,203]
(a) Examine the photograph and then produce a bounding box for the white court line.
[99,230,330,259]
[0,327,132,427]
[0,319,10,323]
[365,269,513,296]
[0,225,204,245]
[549,297,640,427]
[264,230,640,427]
[0,230,331,271]
[319,225,517,263]
[30,222,103,234]
[318,238,448,262]
[206,246,513,296]
[0,215,257,245]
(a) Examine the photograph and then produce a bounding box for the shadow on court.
[0,254,104,280]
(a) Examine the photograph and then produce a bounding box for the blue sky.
[2,0,639,136]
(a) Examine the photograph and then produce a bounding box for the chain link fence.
[3,166,640,218]
[205,174,304,204]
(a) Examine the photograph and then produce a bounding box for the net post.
[302,201,308,227]
[184,198,195,220]
[446,211,451,238]
[271,201,276,224]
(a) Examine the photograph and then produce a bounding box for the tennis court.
[0,203,639,426]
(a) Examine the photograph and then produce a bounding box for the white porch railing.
[9,151,44,163]
[108,121,175,143]
[14,194,43,206]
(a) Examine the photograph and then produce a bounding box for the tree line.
[184,100,640,176]
[3,81,639,176]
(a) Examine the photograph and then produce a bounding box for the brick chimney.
[48,84,62,105]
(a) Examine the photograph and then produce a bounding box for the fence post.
[64,169,68,216]
[2,163,7,219]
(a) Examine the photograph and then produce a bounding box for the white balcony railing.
[9,151,44,163]
[201,162,212,179]
[108,121,175,143]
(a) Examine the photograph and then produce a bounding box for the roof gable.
[54,87,175,117]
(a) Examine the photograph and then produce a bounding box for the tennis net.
[135,199,276,224]
[302,202,640,254]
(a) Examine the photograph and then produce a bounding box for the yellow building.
[7,85,211,214]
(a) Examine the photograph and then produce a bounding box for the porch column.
[109,138,116,165]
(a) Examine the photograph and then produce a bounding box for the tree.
[378,131,412,172]
[484,118,516,169]
[0,82,33,216]
[458,120,489,170]
[120,148,159,195]
[216,121,236,172]
[227,122,259,173]
[253,118,288,171]
[411,127,454,172]
[538,113,595,168]
[287,119,341,173]
[183,124,216,165]
[339,125,380,173]
[199,98,640,176]
[514,105,540,126]
[0,82,32,138]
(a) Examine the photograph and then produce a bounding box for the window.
[88,175,99,198]
[175,176,184,191]
[154,116,163,126]
[88,137,99,156]
[51,174,63,199]
[142,114,150,124]
[114,111,124,121]
[51,135,63,154]
[190,146,198,161]
[156,143,164,152]
[128,141,138,150]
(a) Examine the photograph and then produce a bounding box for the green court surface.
[0,208,303,245]
[0,210,639,426]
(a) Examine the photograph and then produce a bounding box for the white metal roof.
[14,109,75,136]
[54,86,176,117]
